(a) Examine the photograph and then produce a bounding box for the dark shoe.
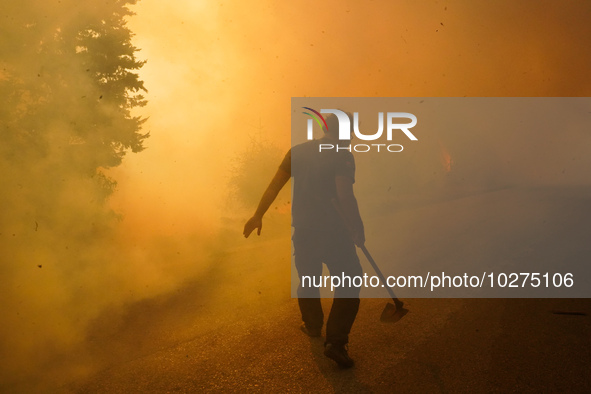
[324,343,354,368]
[300,323,322,337]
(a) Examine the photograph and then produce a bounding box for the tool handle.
[360,245,401,306]
[332,199,402,305]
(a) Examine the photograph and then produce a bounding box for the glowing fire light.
[440,143,452,172]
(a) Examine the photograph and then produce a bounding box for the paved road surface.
[66,294,590,393]
[10,186,591,393]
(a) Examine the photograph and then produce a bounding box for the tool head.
[380,302,409,323]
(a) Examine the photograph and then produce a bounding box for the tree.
[0,1,149,385]
[0,0,148,227]
[229,131,285,210]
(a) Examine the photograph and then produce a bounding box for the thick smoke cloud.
[0,0,155,389]
[2,0,591,391]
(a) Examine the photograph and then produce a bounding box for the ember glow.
[440,142,453,173]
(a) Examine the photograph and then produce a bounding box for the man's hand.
[243,167,290,239]
[243,215,263,238]
[351,229,365,248]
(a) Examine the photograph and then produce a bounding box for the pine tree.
[0,0,148,229]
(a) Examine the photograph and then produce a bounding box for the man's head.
[322,111,354,141]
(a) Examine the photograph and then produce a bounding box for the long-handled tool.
[359,245,408,322]
[331,199,408,323]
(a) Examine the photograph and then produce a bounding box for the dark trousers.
[293,227,362,345]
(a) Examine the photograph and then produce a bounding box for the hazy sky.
[110,0,591,234]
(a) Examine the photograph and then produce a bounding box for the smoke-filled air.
[1,0,590,392]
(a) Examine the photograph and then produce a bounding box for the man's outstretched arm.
[243,167,290,238]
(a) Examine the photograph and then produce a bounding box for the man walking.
[243,114,365,368]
